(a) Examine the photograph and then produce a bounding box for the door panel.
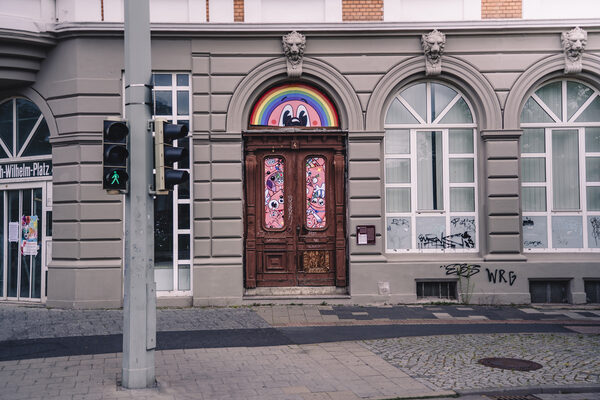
[245,132,346,288]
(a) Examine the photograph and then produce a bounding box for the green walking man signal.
[102,119,129,192]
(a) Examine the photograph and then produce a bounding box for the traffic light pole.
[122,0,156,389]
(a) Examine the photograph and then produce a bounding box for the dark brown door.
[244,133,346,288]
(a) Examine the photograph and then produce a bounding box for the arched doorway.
[244,83,347,289]
[0,97,52,302]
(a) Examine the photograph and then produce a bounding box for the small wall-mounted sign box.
[356,225,376,245]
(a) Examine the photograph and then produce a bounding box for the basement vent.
[416,281,457,300]
[529,280,569,303]
[585,280,600,303]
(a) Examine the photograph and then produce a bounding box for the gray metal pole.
[122,0,156,389]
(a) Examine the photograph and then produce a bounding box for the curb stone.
[455,383,600,396]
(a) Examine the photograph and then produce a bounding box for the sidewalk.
[0,303,599,400]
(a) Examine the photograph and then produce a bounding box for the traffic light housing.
[154,118,189,195]
[102,119,129,192]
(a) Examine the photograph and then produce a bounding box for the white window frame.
[385,81,478,253]
[152,72,193,295]
[521,79,600,252]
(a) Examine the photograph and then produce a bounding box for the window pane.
[450,188,475,212]
[521,128,545,153]
[386,188,410,212]
[588,187,600,211]
[178,203,190,229]
[521,97,554,123]
[153,74,172,86]
[306,157,326,229]
[417,131,443,210]
[439,98,473,124]
[575,96,600,123]
[523,216,548,249]
[450,217,476,249]
[0,100,13,157]
[523,187,547,212]
[21,119,51,157]
[178,178,190,200]
[535,81,562,121]
[385,159,410,183]
[265,157,285,229]
[177,91,189,116]
[177,130,190,170]
[587,216,600,248]
[178,265,190,291]
[431,83,457,122]
[449,158,474,183]
[400,83,426,121]
[587,157,600,182]
[385,98,419,124]
[155,192,173,263]
[552,130,579,209]
[416,216,446,249]
[386,217,411,250]
[155,91,172,115]
[178,234,190,259]
[552,216,583,248]
[567,81,593,120]
[155,265,173,291]
[449,129,473,154]
[385,129,410,154]
[17,99,41,152]
[585,127,600,152]
[176,74,189,86]
[522,158,546,182]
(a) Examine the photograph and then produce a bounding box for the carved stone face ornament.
[282,31,306,78]
[422,29,446,76]
[562,27,587,74]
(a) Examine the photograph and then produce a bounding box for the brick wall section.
[234,0,244,22]
[482,0,522,19]
[342,0,383,21]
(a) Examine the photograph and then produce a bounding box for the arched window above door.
[249,83,339,128]
[0,98,51,159]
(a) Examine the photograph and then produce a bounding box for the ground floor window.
[152,73,192,293]
[521,79,600,251]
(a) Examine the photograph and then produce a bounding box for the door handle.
[296,225,301,235]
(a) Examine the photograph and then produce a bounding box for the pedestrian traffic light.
[102,119,129,192]
[154,118,189,195]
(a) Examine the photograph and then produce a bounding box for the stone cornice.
[50,19,600,39]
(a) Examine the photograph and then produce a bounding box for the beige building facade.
[0,0,599,308]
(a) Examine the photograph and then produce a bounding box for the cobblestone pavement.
[0,305,269,341]
[362,333,600,392]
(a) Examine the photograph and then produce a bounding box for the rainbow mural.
[249,84,339,128]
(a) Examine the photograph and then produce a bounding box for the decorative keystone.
[282,31,306,78]
[561,27,587,74]
[422,29,446,76]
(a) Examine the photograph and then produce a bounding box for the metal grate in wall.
[529,280,569,303]
[416,281,457,300]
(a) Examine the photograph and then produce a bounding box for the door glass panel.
[32,188,42,298]
[16,100,41,153]
[8,190,19,297]
[155,191,173,291]
[265,157,285,229]
[0,192,3,297]
[306,157,326,229]
[178,264,190,291]
[20,189,32,298]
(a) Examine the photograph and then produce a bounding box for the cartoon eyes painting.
[265,157,285,229]
[250,84,339,128]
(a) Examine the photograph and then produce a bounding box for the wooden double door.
[244,132,346,288]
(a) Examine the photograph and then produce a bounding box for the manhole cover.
[478,357,543,371]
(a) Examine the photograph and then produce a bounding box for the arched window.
[384,82,478,252]
[0,98,51,159]
[520,79,600,251]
